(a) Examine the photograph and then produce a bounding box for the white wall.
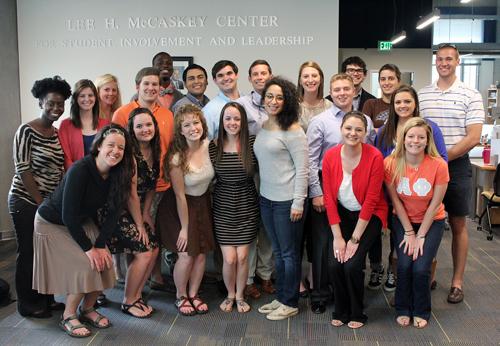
[339,48,433,93]
[17,0,339,123]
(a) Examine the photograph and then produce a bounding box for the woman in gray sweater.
[254,77,309,321]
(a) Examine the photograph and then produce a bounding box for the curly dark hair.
[127,107,161,178]
[90,124,135,211]
[261,77,299,131]
[70,79,100,129]
[31,76,71,100]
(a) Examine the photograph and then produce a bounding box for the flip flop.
[121,299,152,319]
[236,299,251,313]
[219,297,235,312]
[396,315,410,327]
[414,317,428,329]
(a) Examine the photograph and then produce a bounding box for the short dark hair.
[379,64,401,81]
[248,60,272,76]
[211,60,238,79]
[261,77,299,131]
[135,67,160,86]
[31,75,71,100]
[341,56,367,74]
[151,52,171,66]
[182,64,208,82]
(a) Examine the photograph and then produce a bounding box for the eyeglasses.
[265,93,284,102]
[345,68,365,75]
[102,127,125,138]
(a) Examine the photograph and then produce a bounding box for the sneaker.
[383,270,396,292]
[258,299,281,314]
[266,304,299,321]
[367,265,384,290]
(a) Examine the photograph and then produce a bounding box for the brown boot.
[245,284,261,299]
[260,279,276,294]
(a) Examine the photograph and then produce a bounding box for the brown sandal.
[174,296,196,316]
[219,297,235,312]
[190,296,208,314]
[236,299,251,313]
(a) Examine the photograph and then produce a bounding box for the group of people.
[8,43,484,338]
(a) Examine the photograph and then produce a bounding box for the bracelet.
[350,235,360,244]
[417,234,426,239]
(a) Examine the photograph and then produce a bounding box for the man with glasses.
[327,56,375,111]
[418,43,484,304]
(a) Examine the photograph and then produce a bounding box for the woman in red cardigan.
[322,111,387,329]
[58,79,109,170]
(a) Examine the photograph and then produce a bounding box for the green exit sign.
[378,41,392,51]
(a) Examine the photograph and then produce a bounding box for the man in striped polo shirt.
[418,43,484,304]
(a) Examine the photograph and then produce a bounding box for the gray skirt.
[33,212,115,295]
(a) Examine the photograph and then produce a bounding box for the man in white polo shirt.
[418,43,484,304]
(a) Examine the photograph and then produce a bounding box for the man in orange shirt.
[112,67,174,291]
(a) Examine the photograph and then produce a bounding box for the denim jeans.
[393,217,444,320]
[260,196,304,308]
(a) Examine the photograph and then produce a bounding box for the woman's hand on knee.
[85,247,112,272]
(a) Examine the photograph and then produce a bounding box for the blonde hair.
[297,61,325,101]
[389,117,440,184]
[94,74,122,120]
[329,73,354,86]
[168,104,208,175]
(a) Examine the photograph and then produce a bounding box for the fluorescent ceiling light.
[416,8,441,30]
[460,0,472,3]
[391,31,406,45]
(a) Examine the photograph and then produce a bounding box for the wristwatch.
[350,235,360,244]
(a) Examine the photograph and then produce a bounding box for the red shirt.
[58,117,109,170]
[323,143,388,227]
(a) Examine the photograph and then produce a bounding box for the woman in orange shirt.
[384,117,449,329]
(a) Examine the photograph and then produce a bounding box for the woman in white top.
[157,104,215,316]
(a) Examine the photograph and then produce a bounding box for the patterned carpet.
[0,219,499,345]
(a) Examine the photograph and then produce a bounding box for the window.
[433,19,484,44]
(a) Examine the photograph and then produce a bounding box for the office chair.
[477,163,500,241]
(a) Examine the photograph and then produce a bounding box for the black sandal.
[121,298,152,319]
[59,314,92,338]
[78,306,112,329]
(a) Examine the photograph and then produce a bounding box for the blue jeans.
[393,217,444,320]
[260,196,304,308]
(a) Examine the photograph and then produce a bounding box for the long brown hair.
[388,117,441,184]
[377,85,420,151]
[297,61,325,102]
[216,102,254,175]
[167,104,208,175]
[70,79,100,129]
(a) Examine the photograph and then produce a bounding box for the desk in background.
[470,159,496,220]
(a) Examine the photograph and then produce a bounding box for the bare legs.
[220,245,250,300]
[63,292,109,336]
[449,215,468,289]
[123,248,158,316]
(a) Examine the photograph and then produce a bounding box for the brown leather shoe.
[447,287,464,304]
[260,279,276,294]
[245,284,261,299]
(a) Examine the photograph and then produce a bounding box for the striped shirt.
[418,79,484,149]
[10,124,65,205]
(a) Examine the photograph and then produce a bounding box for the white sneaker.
[258,299,281,314]
[266,304,299,320]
